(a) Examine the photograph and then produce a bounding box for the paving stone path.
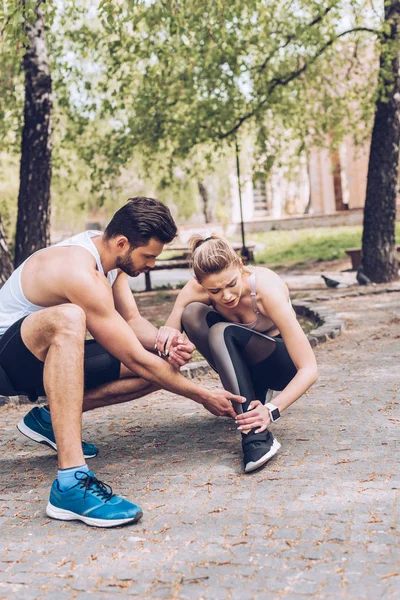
[0,290,399,599]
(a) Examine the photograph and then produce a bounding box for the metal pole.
[235,140,250,260]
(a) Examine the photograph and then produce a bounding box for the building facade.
[231,136,371,224]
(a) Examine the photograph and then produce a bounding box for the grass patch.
[161,224,400,271]
[250,224,400,268]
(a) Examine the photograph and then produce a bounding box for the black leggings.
[182,303,297,414]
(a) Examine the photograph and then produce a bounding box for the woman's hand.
[168,338,195,370]
[235,401,271,433]
[155,326,182,356]
[155,326,195,370]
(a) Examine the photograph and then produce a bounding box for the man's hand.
[202,389,246,418]
[235,401,270,433]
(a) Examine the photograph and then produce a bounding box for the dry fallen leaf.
[367,515,383,524]
[360,474,376,483]
[157,525,171,535]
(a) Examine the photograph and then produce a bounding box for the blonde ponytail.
[189,234,244,282]
[188,233,218,255]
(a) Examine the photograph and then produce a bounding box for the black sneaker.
[242,429,281,473]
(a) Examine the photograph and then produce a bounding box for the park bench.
[345,246,400,270]
[144,242,256,291]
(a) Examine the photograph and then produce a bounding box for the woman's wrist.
[265,402,281,423]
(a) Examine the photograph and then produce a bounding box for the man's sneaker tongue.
[75,470,95,480]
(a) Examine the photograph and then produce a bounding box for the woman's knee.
[181,302,210,331]
[209,322,253,352]
[208,321,231,348]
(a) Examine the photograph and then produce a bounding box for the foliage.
[0,0,385,235]
[77,0,381,189]
[0,0,377,200]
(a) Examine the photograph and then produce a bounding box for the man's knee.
[52,304,86,338]
[20,304,86,362]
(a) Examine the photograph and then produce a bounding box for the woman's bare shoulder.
[253,266,289,300]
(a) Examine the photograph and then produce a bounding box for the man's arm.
[112,271,194,368]
[65,269,243,417]
[112,271,159,351]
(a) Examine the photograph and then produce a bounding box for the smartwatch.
[265,402,281,423]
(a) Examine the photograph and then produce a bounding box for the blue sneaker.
[17,407,99,459]
[46,471,143,528]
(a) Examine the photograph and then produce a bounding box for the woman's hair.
[189,234,246,281]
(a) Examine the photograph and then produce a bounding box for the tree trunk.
[198,181,212,224]
[14,2,52,268]
[0,216,13,286]
[362,1,400,282]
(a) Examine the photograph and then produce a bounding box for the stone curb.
[0,301,344,406]
[292,300,344,347]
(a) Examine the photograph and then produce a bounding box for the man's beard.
[116,250,146,277]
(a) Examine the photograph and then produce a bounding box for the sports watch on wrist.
[265,402,281,423]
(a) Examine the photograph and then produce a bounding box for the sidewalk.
[0,289,399,599]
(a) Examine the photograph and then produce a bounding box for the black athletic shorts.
[0,316,121,401]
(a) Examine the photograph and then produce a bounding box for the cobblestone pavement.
[0,291,399,599]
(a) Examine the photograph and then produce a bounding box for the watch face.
[270,408,280,421]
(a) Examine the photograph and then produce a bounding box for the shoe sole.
[16,419,98,459]
[46,502,143,528]
[244,438,281,473]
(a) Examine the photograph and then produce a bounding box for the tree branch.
[0,5,21,38]
[219,26,380,140]
[253,4,336,73]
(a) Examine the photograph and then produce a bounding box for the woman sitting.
[156,235,318,473]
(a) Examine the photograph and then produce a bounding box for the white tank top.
[0,231,118,335]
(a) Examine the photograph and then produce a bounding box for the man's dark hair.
[104,197,177,248]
